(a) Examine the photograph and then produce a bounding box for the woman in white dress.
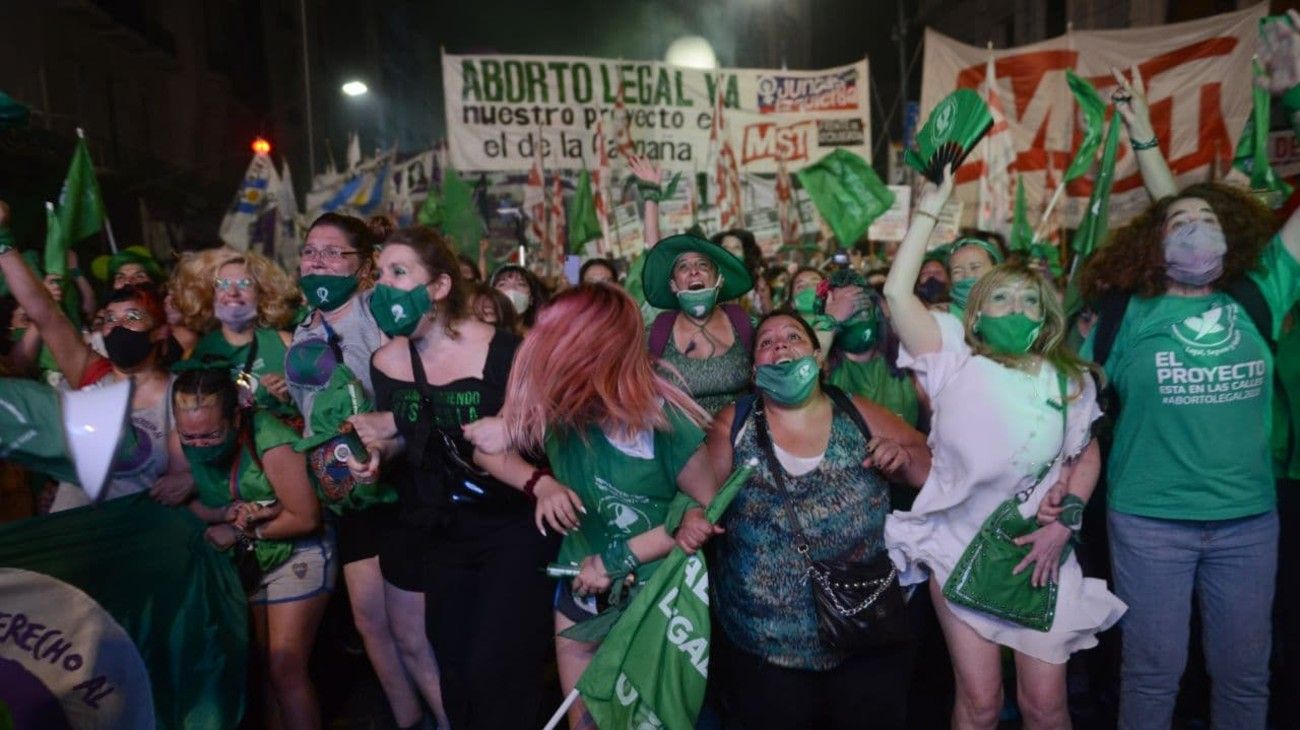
[882,166,1125,729]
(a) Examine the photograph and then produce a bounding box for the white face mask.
[504,289,531,314]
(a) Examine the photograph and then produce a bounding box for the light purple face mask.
[1163,222,1227,286]
[215,301,258,331]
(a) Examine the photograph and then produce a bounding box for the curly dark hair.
[1080,182,1276,301]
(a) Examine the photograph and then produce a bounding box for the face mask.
[792,288,817,315]
[504,288,531,315]
[916,277,948,304]
[370,283,433,337]
[1164,223,1227,286]
[300,274,359,312]
[755,355,820,406]
[975,312,1043,355]
[215,301,258,331]
[838,319,878,354]
[949,278,977,311]
[182,431,238,466]
[676,279,722,319]
[104,327,154,369]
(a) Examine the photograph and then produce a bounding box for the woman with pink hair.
[464,283,718,729]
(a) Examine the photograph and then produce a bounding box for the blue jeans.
[1108,509,1278,730]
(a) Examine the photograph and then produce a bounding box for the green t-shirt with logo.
[545,405,706,583]
[1084,235,1300,520]
[1271,306,1300,479]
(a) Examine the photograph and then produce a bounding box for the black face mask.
[915,277,949,304]
[104,327,154,369]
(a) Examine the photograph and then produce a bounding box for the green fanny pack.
[942,371,1070,632]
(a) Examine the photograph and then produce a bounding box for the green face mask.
[792,288,817,315]
[182,431,238,466]
[755,355,820,406]
[370,283,432,337]
[949,277,977,311]
[301,274,360,312]
[975,312,1043,355]
[838,319,878,354]
[676,278,722,319]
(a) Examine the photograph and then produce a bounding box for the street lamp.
[341,80,368,97]
[665,36,718,69]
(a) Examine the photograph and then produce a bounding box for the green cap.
[90,245,164,283]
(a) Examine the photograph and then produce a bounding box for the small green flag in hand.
[1071,113,1122,262]
[568,168,602,251]
[43,202,66,278]
[418,166,485,257]
[1232,60,1294,206]
[797,149,894,247]
[1064,71,1107,183]
[58,133,106,246]
[1010,175,1032,253]
[573,460,756,730]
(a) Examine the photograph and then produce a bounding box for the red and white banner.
[921,2,1265,230]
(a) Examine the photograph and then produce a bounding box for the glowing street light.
[665,36,718,70]
[341,80,369,97]
[251,137,272,156]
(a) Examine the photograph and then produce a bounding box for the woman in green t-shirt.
[1078,65,1300,729]
[174,367,330,730]
[464,284,718,730]
[173,247,302,421]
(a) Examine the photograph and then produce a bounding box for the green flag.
[418,167,484,257]
[0,494,248,729]
[1064,71,1106,183]
[575,461,755,730]
[1233,62,1293,206]
[1009,175,1032,253]
[57,135,106,246]
[568,169,602,251]
[796,149,894,247]
[43,203,66,279]
[1071,113,1122,262]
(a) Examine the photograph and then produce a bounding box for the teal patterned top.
[658,333,752,416]
[715,400,891,670]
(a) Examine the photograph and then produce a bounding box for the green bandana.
[792,288,817,315]
[369,283,432,337]
[838,319,878,354]
[300,274,359,312]
[755,355,820,406]
[975,312,1042,355]
[950,277,977,311]
[676,280,721,319]
[182,431,238,466]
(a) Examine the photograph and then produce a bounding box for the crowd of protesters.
[4,41,1300,730]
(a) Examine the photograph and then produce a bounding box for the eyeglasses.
[299,246,360,261]
[215,277,255,292]
[103,309,152,328]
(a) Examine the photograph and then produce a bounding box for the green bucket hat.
[641,234,753,310]
[91,245,164,283]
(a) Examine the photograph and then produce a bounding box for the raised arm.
[1111,65,1178,201]
[1261,13,1300,262]
[0,201,97,385]
[882,166,953,357]
[628,155,662,247]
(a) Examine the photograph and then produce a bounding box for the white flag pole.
[541,689,580,730]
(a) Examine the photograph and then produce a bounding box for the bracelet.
[68,266,82,279]
[1130,136,1159,151]
[1058,494,1086,532]
[914,209,939,223]
[0,226,13,255]
[637,171,682,203]
[522,466,551,500]
[600,538,641,579]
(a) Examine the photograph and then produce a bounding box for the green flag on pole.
[1009,175,1032,253]
[418,167,485,257]
[796,149,894,247]
[43,203,66,279]
[57,134,106,246]
[574,461,756,730]
[568,169,602,252]
[1232,61,1293,206]
[1064,71,1107,183]
[0,494,248,729]
[1071,113,1122,262]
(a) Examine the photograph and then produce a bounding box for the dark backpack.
[648,304,754,359]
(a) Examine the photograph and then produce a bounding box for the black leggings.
[424,508,559,730]
[723,641,914,730]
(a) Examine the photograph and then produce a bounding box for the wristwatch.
[1058,494,1086,532]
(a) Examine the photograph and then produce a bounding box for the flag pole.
[542,689,580,730]
[1031,180,1066,244]
[76,128,118,253]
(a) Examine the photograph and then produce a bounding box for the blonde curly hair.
[170,247,302,333]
